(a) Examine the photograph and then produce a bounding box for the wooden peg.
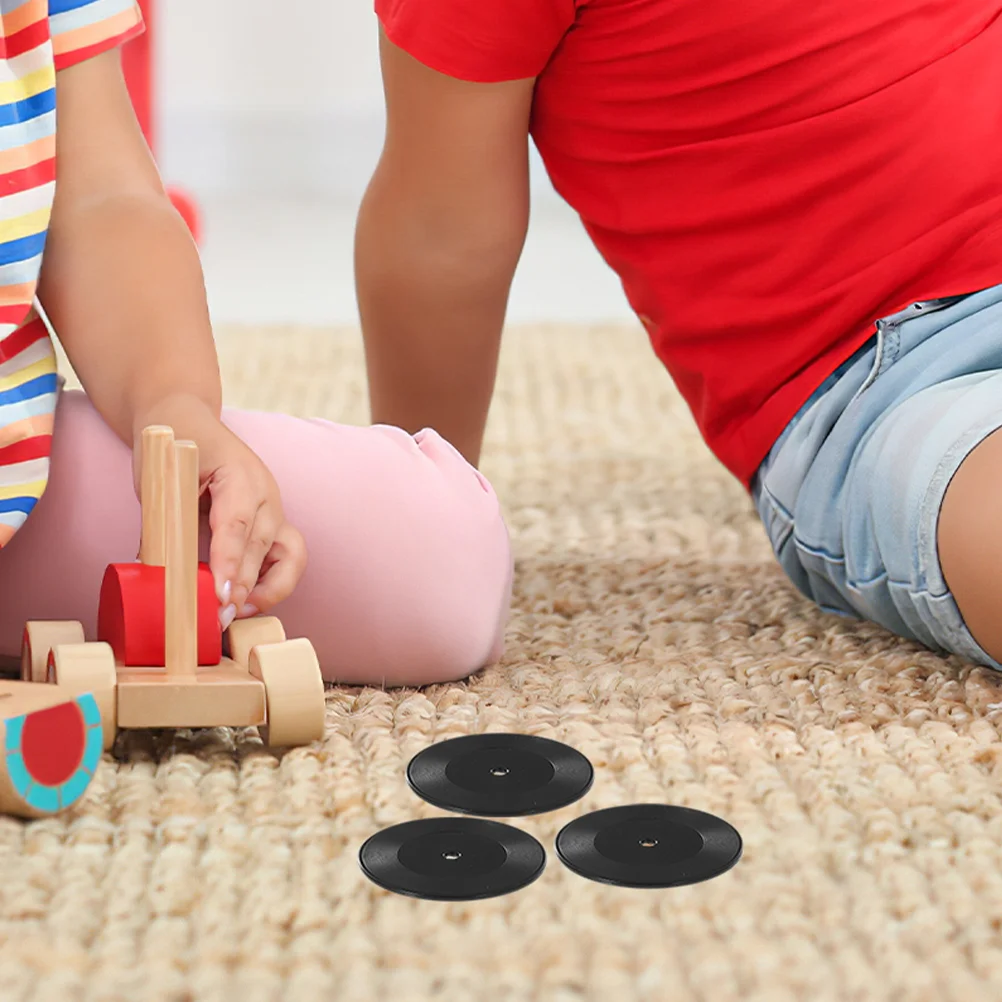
[164,440,199,676]
[139,426,173,566]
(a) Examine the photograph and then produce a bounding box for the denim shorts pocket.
[848,295,974,408]
[753,479,794,555]
[847,322,897,406]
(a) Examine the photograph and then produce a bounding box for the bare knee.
[938,427,1002,663]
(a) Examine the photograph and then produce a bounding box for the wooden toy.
[21,426,326,751]
[0,681,103,818]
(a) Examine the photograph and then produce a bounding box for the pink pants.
[0,391,512,687]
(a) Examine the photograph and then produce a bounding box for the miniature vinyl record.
[359,817,546,901]
[555,804,742,888]
[406,733,594,817]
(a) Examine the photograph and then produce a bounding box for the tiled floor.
[195,193,636,328]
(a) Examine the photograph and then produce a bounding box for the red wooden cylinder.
[98,562,222,667]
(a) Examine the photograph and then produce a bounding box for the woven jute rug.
[5,324,1002,1002]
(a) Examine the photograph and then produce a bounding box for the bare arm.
[355,32,534,466]
[37,50,221,453]
[36,51,308,615]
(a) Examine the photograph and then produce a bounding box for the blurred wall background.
[150,0,631,326]
[159,0,386,200]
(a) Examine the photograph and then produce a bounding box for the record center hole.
[442,850,462,861]
[639,838,659,848]
[490,767,510,777]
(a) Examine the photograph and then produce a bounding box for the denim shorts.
[751,281,1002,669]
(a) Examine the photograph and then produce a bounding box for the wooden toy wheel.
[248,638,325,747]
[0,689,104,818]
[47,644,118,751]
[226,616,286,669]
[21,621,85,683]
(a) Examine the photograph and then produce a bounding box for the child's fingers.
[232,508,280,613]
[207,485,263,622]
[244,523,308,613]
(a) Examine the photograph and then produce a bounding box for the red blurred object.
[120,0,152,141]
[121,0,202,243]
[167,187,201,240]
[98,562,222,667]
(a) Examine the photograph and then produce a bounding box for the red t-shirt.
[375,0,1002,485]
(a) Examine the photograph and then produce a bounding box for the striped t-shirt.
[0,0,143,549]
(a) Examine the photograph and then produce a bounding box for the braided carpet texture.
[6,323,1002,1002]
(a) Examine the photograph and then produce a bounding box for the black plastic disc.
[359,817,546,901]
[406,733,594,817]
[556,805,742,888]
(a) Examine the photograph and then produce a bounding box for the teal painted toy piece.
[1,690,103,816]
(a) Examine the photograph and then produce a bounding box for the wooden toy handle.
[139,425,173,566]
[164,439,199,676]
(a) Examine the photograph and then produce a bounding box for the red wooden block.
[20,701,86,787]
[98,563,222,667]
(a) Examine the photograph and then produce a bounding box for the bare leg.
[937,427,1002,662]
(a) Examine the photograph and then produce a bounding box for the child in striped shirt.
[0,0,511,686]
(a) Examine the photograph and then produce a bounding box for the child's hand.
[199,426,307,629]
[133,400,307,628]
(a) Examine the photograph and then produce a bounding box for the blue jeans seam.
[791,539,955,599]
[759,481,795,522]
